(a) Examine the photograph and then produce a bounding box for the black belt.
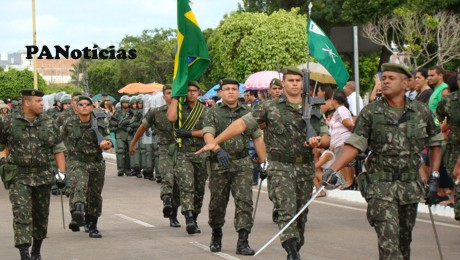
[210,151,248,163]
[269,153,310,164]
[369,171,417,182]
[17,165,49,174]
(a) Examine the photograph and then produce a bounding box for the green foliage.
[0,69,47,100]
[357,53,380,96]
[46,84,78,95]
[88,60,122,96]
[207,9,307,83]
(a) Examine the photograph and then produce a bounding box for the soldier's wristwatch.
[431,171,440,178]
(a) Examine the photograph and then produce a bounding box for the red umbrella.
[118,82,164,94]
[243,71,281,90]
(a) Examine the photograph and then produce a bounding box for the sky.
[0,0,242,54]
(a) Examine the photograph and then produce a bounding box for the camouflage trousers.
[367,199,417,260]
[208,156,253,232]
[445,148,460,220]
[267,161,313,248]
[9,182,51,246]
[68,159,105,217]
[158,146,180,207]
[175,150,208,215]
[115,131,130,173]
[128,134,141,171]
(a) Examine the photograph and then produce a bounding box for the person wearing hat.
[56,91,82,126]
[61,95,112,238]
[165,80,209,235]
[110,95,134,176]
[129,84,182,228]
[127,95,145,178]
[195,78,262,255]
[268,78,283,100]
[45,92,65,119]
[196,68,330,259]
[0,89,66,259]
[60,94,72,112]
[0,103,10,121]
[322,63,443,259]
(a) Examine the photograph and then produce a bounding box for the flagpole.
[306,2,313,93]
[32,0,38,90]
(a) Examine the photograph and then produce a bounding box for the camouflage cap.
[188,80,200,89]
[77,95,93,104]
[218,78,239,89]
[60,94,72,104]
[282,66,303,77]
[270,78,283,88]
[381,63,412,78]
[20,89,44,97]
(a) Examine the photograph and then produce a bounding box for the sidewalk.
[102,152,455,219]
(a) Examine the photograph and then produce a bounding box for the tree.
[363,10,460,68]
[87,60,122,96]
[0,69,47,100]
[207,9,308,83]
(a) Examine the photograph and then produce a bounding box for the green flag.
[172,0,210,97]
[307,19,349,90]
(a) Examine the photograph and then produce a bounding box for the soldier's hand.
[215,148,231,168]
[55,170,66,189]
[100,140,112,150]
[425,171,440,206]
[129,144,136,155]
[322,168,345,189]
[176,129,192,139]
[145,130,152,137]
[195,143,217,155]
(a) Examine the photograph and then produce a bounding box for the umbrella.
[201,83,245,100]
[297,62,336,84]
[92,94,116,103]
[244,71,281,90]
[118,82,164,94]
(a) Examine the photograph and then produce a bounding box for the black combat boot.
[17,244,30,260]
[84,214,90,233]
[72,202,85,226]
[193,213,201,234]
[68,210,80,232]
[30,238,42,260]
[236,229,255,255]
[184,211,196,234]
[143,170,153,179]
[169,207,181,228]
[135,167,142,178]
[162,197,172,218]
[209,228,222,252]
[156,175,162,183]
[283,239,301,260]
[88,215,102,238]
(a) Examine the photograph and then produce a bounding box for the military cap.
[120,95,130,103]
[270,78,283,88]
[71,90,83,98]
[282,66,303,77]
[218,78,239,89]
[60,94,72,104]
[188,80,200,89]
[129,96,137,104]
[77,95,93,104]
[20,89,44,97]
[381,63,412,78]
[136,94,144,103]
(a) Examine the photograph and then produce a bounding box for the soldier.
[0,89,66,260]
[196,69,330,260]
[197,78,264,255]
[166,80,209,234]
[129,84,181,227]
[268,78,284,100]
[110,95,134,176]
[45,92,65,119]
[61,95,113,238]
[323,63,443,259]
[128,95,144,178]
[56,91,82,126]
[60,94,72,112]
[436,77,460,221]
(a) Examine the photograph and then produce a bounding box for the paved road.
[1,158,459,260]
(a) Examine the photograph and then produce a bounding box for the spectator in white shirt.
[343,81,363,117]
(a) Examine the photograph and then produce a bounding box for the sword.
[252,180,263,220]
[428,206,444,260]
[60,188,65,229]
[254,185,326,257]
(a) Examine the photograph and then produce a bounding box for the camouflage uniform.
[61,114,111,219]
[203,102,262,232]
[0,111,66,247]
[45,106,61,119]
[175,102,209,216]
[111,108,134,175]
[142,105,180,206]
[128,105,144,176]
[436,90,460,220]
[345,97,442,259]
[242,96,328,248]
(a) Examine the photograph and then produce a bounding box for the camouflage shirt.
[345,97,442,174]
[61,115,111,158]
[45,106,61,119]
[203,102,262,155]
[56,106,76,126]
[436,90,460,145]
[178,102,208,148]
[128,109,144,134]
[242,96,329,157]
[142,105,175,146]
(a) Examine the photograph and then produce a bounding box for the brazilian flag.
[172,0,210,97]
